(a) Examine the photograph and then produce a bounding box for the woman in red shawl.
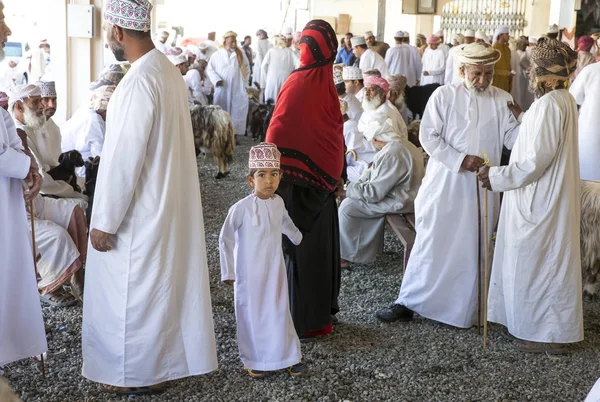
[266,20,345,338]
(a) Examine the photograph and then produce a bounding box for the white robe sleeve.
[569,69,587,105]
[413,50,423,83]
[206,54,224,85]
[503,105,521,150]
[0,111,30,179]
[261,50,272,84]
[91,80,154,234]
[281,200,302,245]
[488,101,561,192]
[419,90,466,172]
[444,51,455,84]
[218,202,243,281]
[346,148,403,203]
[86,118,105,158]
[427,53,446,76]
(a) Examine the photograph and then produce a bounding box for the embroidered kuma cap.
[249,142,281,169]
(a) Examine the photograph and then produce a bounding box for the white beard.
[23,105,46,129]
[463,79,492,97]
[362,95,385,111]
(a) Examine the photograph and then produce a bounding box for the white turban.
[90,85,116,112]
[7,84,41,110]
[361,107,402,143]
[457,42,501,66]
[475,30,488,41]
[464,29,475,38]
[493,26,510,44]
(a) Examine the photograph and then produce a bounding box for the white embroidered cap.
[103,0,152,32]
[37,81,56,98]
[249,142,281,169]
[342,66,363,81]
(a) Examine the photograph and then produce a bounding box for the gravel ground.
[3,135,600,401]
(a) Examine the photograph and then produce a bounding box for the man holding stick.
[376,42,521,328]
[478,38,583,354]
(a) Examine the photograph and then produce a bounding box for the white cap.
[394,31,404,38]
[169,55,187,66]
[351,36,366,47]
[435,30,444,37]
[333,69,344,85]
[464,29,475,37]
[529,36,538,44]
[198,42,208,50]
[475,30,487,40]
[364,31,374,38]
[282,27,293,39]
[342,66,363,81]
[548,24,559,34]
[403,31,410,37]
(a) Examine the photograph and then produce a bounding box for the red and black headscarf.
[266,20,345,192]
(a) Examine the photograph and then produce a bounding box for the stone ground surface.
[3,135,600,402]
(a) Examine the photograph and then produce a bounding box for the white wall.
[310,0,378,36]
[525,0,552,37]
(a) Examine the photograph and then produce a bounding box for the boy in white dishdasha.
[219,142,307,378]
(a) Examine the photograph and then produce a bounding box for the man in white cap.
[334,68,362,122]
[493,26,512,92]
[352,36,389,77]
[207,31,250,135]
[421,35,446,85]
[475,30,488,44]
[343,66,366,103]
[9,84,88,205]
[153,30,170,53]
[36,81,62,168]
[83,0,218,394]
[253,29,273,96]
[445,29,476,85]
[385,31,422,87]
[376,42,521,328]
[365,30,390,58]
[261,35,299,103]
[170,54,207,105]
[0,0,48,369]
[282,26,294,47]
[547,24,559,40]
[435,30,450,58]
[196,41,217,62]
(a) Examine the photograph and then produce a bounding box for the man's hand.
[224,280,234,286]
[23,168,42,202]
[477,165,493,191]
[508,101,523,121]
[423,71,430,76]
[90,229,112,252]
[334,178,345,198]
[216,80,224,87]
[461,155,485,172]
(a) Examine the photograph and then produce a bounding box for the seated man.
[8,84,88,206]
[335,69,362,122]
[61,84,115,177]
[340,99,376,183]
[359,74,407,140]
[339,110,425,268]
[387,74,412,125]
[343,66,365,102]
[30,195,87,307]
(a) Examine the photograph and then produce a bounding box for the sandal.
[513,340,569,355]
[288,362,308,377]
[244,366,266,378]
[101,383,167,395]
[40,288,78,307]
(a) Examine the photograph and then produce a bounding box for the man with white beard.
[343,66,365,102]
[261,35,299,103]
[358,74,407,140]
[207,31,250,135]
[421,35,446,85]
[375,43,521,328]
[9,84,87,206]
[0,1,47,367]
[385,31,422,87]
[387,75,411,124]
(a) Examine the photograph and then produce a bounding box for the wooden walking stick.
[476,174,482,335]
[27,198,45,377]
[478,152,491,349]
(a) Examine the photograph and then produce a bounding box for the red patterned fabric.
[266,20,344,192]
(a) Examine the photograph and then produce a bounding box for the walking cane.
[476,174,482,335]
[477,152,491,349]
[26,197,45,377]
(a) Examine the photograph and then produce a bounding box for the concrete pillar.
[525,0,552,36]
[549,0,576,28]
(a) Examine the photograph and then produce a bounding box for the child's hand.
[224,280,235,286]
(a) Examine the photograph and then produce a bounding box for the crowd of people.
[3,0,600,398]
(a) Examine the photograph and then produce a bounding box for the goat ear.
[58,153,66,164]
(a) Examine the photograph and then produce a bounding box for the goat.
[47,150,85,193]
[190,105,235,179]
[248,99,275,142]
[404,83,441,120]
[83,156,100,225]
[581,180,600,298]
